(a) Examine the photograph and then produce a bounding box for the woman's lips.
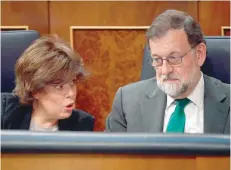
[65,103,74,111]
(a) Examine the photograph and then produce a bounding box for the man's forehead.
[149,29,188,48]
[149,39,182,56]
[149,38,181,48]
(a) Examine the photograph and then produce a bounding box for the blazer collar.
[141,78,166,132]
[203,75,229,134]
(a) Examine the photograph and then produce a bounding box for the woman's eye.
[55,84,63,90]
[71,78,78,85]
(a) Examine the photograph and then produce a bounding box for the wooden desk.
[2,153,230,170]
[1,131,230,170]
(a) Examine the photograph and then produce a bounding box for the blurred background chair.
[1,30,40,93]
[140,36,230,84]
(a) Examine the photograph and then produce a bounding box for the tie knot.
[175,98,190,108]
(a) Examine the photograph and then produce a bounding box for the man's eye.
[154,58,162,63]
[168,56,179,61]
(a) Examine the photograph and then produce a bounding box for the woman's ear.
[32,88,46,100]
[196,42,207,67]
[32,91,39,100]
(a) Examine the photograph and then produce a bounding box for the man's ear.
[196,42,207,66]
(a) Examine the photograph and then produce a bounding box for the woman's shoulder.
[1,93,20,115]
[1,93,32,129]
[65,109,95,131]
[72,109,94,121]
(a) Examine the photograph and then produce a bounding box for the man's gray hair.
[146,9,206,47]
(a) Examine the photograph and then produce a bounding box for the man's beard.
[157,73,190,97]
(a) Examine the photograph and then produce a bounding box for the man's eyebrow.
[151,51,181,58]
[151,54,161,58]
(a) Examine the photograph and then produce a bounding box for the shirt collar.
[166,94,175,109]
[187,72,204,109]
[166,72,204,109]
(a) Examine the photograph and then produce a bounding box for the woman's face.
[33,79,77,120]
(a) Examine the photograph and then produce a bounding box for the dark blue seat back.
[140,36,230,84]
[1,30,40,92]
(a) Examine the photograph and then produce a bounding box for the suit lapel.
[19,106,32,130]
[203,75,229,133]
[141,79,166,132]
[10,104,32,130]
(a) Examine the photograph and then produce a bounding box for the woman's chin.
[59,112,72,119]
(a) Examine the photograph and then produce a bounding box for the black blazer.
[1,93,95,131]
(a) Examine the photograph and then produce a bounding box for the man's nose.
[161,60,173,75]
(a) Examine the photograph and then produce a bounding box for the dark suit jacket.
[106,75,230,134]
[1,93,95,131]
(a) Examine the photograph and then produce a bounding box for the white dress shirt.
[163,73,204,133]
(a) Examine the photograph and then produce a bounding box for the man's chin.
[162,79,180,84]
[158,83,181,96]
[161,83,189,97]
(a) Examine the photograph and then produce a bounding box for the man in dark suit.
[106,9,230,134]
